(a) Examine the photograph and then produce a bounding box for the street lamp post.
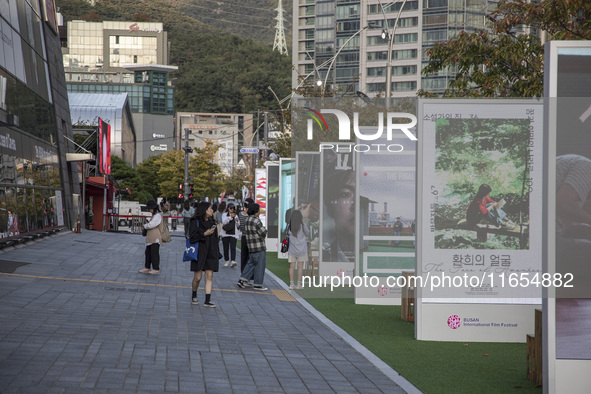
[378,0,408,106]
[183,128,193,200]
[322,23,381,95]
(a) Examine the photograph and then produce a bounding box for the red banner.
[98,118,111,175]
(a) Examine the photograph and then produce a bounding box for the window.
[336,4,360,19]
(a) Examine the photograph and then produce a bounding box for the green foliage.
[189,144,225,200]
[177,0,292,47]
[419,0,591,97]
[136,154,163,200]
[221,167,250,200]
[434,118,531,249]
[111,156,145,201]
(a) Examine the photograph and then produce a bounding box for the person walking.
[238,198,254,274]
[189,201,220,308]
[220,202,239,268]
[237,203,268,291]
[287,209,309,290]
[170,207,178,230]
[139,200,162,275]
[181,200,194,238]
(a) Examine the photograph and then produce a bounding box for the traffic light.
[178,183,183,199]
[188,184,194,198]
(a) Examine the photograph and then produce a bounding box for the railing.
[107,215,184,234]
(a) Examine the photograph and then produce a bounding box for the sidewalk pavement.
[0,230,419,393]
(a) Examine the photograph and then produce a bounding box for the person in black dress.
[189,201,220,308]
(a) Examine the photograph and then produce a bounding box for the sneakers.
[191,297,198,305]
[237,280,246,289]
[253,286,268,291]
[295,282,303,290]
[149,270,160,275]
[230,261,237,268]
[224,261,229,267]
[203,302,216,308]
[289,282,295,290]
[138,268,151,274]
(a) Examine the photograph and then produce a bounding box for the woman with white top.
[287,209,309,289]
[139,200,163,275]
[220,203,239,268]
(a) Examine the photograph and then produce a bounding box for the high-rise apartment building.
[61,21,177,165]
[292,0,493,99]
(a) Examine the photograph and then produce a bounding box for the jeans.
[222,236,237,261]
[240,235,249,273]
[394,231,401,245]
[183,217,190,238]
[485,203,507,226]
[240,251,266,286]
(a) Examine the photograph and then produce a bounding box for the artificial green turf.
[266,252,542,394]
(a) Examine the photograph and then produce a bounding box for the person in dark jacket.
[189,201,220,308]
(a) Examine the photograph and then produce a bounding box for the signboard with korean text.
[416,99,543,342]
[278,158,294,259]
[266,162,279,251]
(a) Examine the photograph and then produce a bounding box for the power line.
[198,0,291,14]
[192,14,272,29]
[186,3,272,19]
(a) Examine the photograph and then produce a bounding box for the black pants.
[222,236,237,262]
[240,235,249,273]
[145,243,160,270]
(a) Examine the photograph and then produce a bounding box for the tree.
[189,143,225,200]
[155,150,186,199]
[221,167,250,200]
[136,154,162,200]
[418,0,591,97]
[111,156,144,201]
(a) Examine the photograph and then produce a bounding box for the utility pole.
[183,128,193,200]
[263,112,269,163]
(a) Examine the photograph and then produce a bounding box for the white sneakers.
[230,261,237,268]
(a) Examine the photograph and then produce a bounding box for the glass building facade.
[0,0,79,238]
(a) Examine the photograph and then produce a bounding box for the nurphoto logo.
[305,108,417,153]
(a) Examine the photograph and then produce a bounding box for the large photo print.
[433,118,531,250]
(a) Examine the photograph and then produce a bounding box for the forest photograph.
[433,118,531,250]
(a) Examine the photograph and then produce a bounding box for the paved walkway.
[0,230,418,393]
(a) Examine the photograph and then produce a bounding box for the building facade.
[175,113,254,175]
[68,93,136,167]
[0,0,80,237]
[61,21,177,165]
[292,0,493,98]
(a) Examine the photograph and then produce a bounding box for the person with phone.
[189,201,220,307]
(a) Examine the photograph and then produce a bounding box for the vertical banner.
[544,41,591,393]
[267,163,280,239]
[320,143,356,278]
[255,168,267,227]
[355,130,416,305]
[417,99,543,342]
[278,158,294,259]
[98,118,111,175]
[295,152,320,253]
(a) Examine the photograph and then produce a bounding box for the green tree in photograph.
[136,154,163,200]
[110,156,144,201]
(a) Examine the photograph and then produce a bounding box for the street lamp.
[322,22,382,94]
[377,0,408,106]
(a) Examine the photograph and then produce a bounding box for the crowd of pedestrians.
[139,197,276,307]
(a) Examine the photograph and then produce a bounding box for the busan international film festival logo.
[447,314,461,329]
[304,108,417,152]
[377,285,388,296]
